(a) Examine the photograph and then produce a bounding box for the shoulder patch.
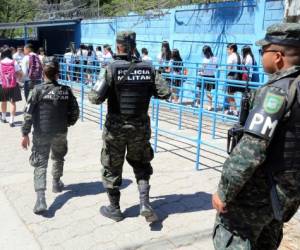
[263,92,285,114]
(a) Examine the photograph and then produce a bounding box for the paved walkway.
[0,100,299,250]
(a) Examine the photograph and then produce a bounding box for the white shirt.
[21,52,41,81]
[227,53,240,71]
[64,52,73,65]
[200,56,218,76]
[76,49,88,61]
[142,55,152,63]
[0,58,21,85]
[243,55,253,66]
[96,51,103,61]
[243,55,254,78]
[13,52,24,65]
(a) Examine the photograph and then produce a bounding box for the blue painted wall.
[80,0,284,65]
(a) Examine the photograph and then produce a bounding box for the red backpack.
[28,54,43,80]
[0,61,17,89]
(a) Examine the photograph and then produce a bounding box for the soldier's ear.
[274,52,284,70]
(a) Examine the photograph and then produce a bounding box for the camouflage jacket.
[217,66,300,209]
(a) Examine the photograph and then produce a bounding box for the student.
[141,48,152,63]
[21,44,43,101]
[166,49,183,103]
[0,46,23,127]
[241,45,258,83]
[95,46,103,63]
[13,46,24,66]
[38,47,47,67]
[226,43,242,116]
[87,44,96,85]
[64,48,73,81]
[157,41,171,64]
[198,45,218,110]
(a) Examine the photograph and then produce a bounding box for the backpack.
[0,61,17,89]
[28,54,43,80]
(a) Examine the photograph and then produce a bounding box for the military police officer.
[88,31,170,222]
[21,60,79,214]
[212,22,300,249]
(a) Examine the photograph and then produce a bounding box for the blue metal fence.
[55,56,267,169]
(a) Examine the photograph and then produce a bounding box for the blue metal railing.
[55,55,267,169]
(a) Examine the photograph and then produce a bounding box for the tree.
[0,0,39,38]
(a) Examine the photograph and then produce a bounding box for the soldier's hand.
[212,192,227,214]
[21,135,30,150]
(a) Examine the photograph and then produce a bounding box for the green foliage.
[0,0,39,38]
[0,0,241,38]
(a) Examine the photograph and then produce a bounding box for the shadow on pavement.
[123,191,212,231]
[43,179,132,218]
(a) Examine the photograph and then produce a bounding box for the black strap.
[285,74,300,112]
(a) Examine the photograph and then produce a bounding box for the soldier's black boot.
[33,190,47,214]
[100,189,124,222]
[52,178,64,193]
[138,180,158,222]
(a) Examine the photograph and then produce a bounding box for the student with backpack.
[21,44,43,101]
[0,46,23,127]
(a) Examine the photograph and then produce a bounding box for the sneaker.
[9,122,15,127]
[0,118,7,123]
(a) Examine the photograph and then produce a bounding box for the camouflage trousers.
[30,132,68,191]
[213,211,283,250]
[101,115,154,189]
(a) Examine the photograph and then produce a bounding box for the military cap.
[256,22,300,47]
[116,31,136,45]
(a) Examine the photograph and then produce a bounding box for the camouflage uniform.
[89,31,170,221]
[22,80,79,192]
[213,23,300,250]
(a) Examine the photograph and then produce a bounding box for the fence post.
[212,69,220,139]
[99,104,103,129]
[153,99,160,153]
[80,60,84,122]
[195,77,205,170]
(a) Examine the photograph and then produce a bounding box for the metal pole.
[24,26,28,45]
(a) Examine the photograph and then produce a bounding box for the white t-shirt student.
[243,54,254,78]
[227,53,240,72]
[200,56,218,76]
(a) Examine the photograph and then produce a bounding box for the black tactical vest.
[33,82,70,134]
[266,77,300,173]
[108,60,155,116]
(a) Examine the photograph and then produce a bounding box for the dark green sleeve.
[152,70,171,100]
[21,88,38,136]
[67,88,79,126]
[217,134,268,203]
[88,67,111,105]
